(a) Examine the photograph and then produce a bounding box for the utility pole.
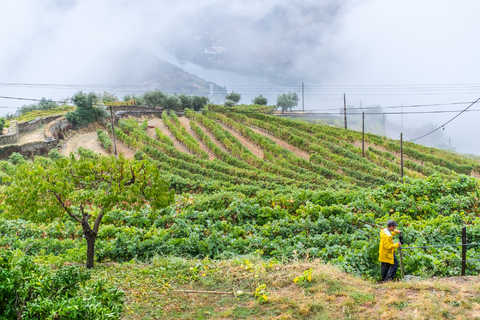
[301,81,305,112]
[400,132,404,181]
[362,112,365,157]
[343,93,347,129]
[109,106,118,157]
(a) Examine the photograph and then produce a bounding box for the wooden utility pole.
[302,81,305,112]
[461,226,467,276]
[343,93,347,129]
[400,132,404,180]
[362,112,365,157]
[109,106,118,157]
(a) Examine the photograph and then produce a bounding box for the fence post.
[398,247,405,279]
[462,226,466,276]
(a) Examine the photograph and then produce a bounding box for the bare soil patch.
[61,131,109,157]
[61,130,135,159]
[17,125,46,144]
[250,126,310,160]
[178,117,215,160]
[216,121,264,159]
[147,117,190,154]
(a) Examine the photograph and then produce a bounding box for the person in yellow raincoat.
[379,220,402,281]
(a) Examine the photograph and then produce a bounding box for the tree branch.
[52,192,81,223]
[93,210,104,234]
[125,165,137,186]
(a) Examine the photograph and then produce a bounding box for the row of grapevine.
[162,111,209,159]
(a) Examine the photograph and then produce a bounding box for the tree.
[0,117,5,134]
[102,91,118,104]
[253,95,268,105]
[225,92,241,105]
[143,90,167,107]
[4,155,174,268]
[178,94,193,109]
[277,92,298,113]
[165,95,181,110]
[66,92,105,127]
[191,96,209,111]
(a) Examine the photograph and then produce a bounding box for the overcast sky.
[1,0,480,153]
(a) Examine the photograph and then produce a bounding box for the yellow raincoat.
[378,228,400,264]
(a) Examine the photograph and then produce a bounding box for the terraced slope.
[88,108,480,196]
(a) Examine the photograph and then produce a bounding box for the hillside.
[3,106,480,319]
[104,107,480,193]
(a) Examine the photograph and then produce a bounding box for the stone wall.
[0,116,72,159]
[0,121,19,146]
[0,139,58,160]
[18,115,63,134]
[45,117,71,140]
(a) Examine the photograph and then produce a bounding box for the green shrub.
[0,250,124,319]
[66,92,106,127]
[97,129,112,151]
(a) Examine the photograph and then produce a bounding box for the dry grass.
[94,258,480,320]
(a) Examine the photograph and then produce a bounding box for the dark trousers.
[381,254,398,281]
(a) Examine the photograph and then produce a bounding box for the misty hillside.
[105,51,227,98]
[77,107,480,191]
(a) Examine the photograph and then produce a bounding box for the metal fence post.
[399,247,405,279]
[462,226,467,276]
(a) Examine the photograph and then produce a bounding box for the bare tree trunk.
[86,234,96,269]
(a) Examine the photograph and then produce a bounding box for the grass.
[93,257,480,319]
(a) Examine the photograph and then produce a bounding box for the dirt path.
[17,125,46,144]
[193,121,229,154]
[147,117,190,154]
[250,126,310,160]
[178,117,215,160]
[216,121,264,159]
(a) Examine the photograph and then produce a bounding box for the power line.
[0,96,69,103]
[304,100,478,112]
[277,109,480,116]
[409,98,480,142]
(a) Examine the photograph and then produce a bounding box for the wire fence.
[397,226,476,278]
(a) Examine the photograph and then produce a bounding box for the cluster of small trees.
[224,91,298,112]
[124,91,209,111]
[65,90,210,128]
[66,92,106,127]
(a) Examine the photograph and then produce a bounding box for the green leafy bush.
[0,250,124,319]
[66,92,106,127]
[97,129,112,151]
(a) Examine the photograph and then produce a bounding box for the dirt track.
[250,126,310,160]
[178,117,215,160]
[147,117,190,154]
[216,121,264,159]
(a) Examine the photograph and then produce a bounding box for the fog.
[1,0,480,153]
